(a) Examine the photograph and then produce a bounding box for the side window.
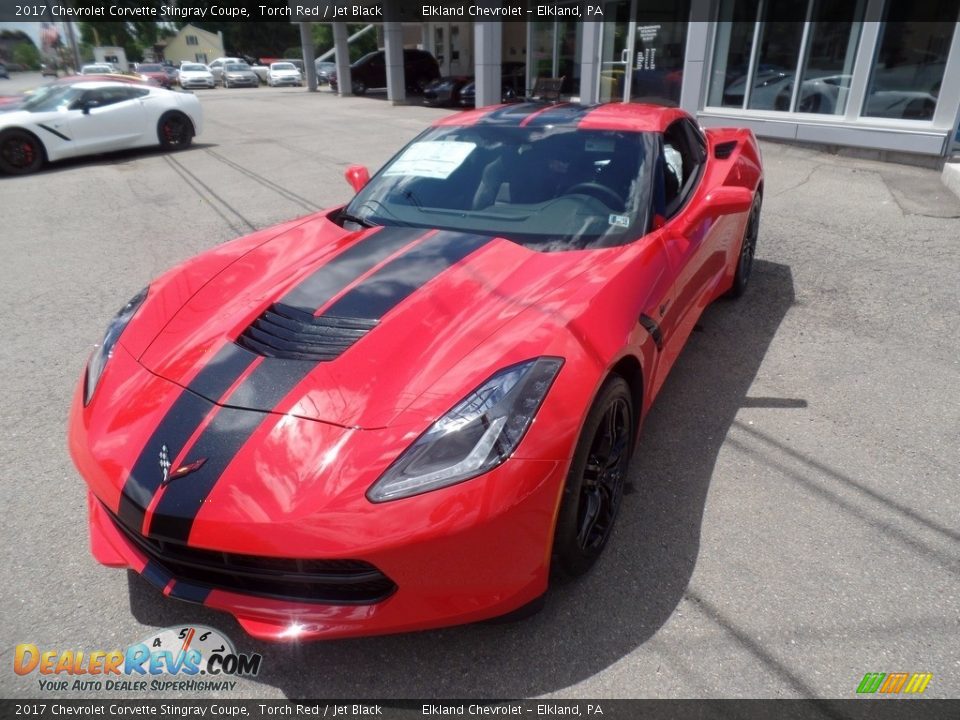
[661,119,705,218]
[72,89,105,110]
[128,87,150,99]
[99,87,135,106]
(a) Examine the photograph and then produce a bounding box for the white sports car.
[0,81,203,175]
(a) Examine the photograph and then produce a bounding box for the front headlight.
[367,357,563,502]
[83,287,148,406]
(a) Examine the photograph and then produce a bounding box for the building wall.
[164,25,224,65]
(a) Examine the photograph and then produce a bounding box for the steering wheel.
[564,182,625,209]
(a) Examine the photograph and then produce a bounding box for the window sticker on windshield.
[609,214,630,228]
[585,138,615,153]
[383,141,477,180]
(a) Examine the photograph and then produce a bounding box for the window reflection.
[795,0,864,114]
[629,0,691,106]
[707,0,865,115]
[863,1,956,120]
[747,0,808,110]
[708,0,757,108]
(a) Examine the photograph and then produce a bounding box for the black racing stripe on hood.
[145,230,494,545]
[146,405,265,542]
[474,103,549,126]
[321,231,491,320]
[116,342,256,533]
[521,103,594,127]
[118,229,414,535]
[279,226,425,313]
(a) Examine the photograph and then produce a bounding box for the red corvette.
[69,103,762,641]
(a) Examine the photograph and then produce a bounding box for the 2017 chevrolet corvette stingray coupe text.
[69,102,762,641]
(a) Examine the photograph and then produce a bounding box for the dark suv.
[329,49,440,95]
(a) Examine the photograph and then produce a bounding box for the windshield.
[272,63,296,71]
[82,65,112,74]
[225,63,249,71]
[182,64,207,72]
[21,85,83,112]
[139,64,162,72]
[343,124,656,251]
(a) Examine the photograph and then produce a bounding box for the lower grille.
[104,504,396,605]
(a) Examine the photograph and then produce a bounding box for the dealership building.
[321,0,960,160]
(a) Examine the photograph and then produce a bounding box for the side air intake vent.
[237,303,377,361]
[714,140,738,160]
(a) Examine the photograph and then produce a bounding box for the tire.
[352,80,367,95]
[727,192,761,299]
[157,111,193,151]
[0,129,44,175]
[551,376,634,580]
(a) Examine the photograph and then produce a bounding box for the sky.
[0,22,42,47]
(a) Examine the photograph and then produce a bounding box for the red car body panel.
[69,103,762,640]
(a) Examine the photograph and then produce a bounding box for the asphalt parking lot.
[1,72,958,700]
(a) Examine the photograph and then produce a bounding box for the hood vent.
[236,302,377,362]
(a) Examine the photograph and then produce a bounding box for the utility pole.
[299,22,317,91]
[64,21,81,72]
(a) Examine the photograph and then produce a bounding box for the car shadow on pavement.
[0,144,216,178]
[127,258,796,698]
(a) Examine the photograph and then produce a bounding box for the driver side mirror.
[81,99,101,115]
[677,186,753,235]
[344,165,370,193]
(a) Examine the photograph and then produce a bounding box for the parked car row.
[423,62,527,108]
[176,59,303,88]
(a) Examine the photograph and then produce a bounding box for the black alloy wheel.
[0,129,43,175]
[552,376,634,579]
[157,112,193,151]
[728,192,761,298]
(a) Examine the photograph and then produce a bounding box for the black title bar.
[1,0,957,23]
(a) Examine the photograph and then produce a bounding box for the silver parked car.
[178,62,215,90]
[267,62,302,87]
[222,62,260,88]
[314,61,336,85]
[208,57,243,86]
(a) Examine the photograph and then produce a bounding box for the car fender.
[117,212,323,360]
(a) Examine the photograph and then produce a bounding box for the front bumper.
[225,77,258,87]
[70,348,565,641]
[270,77,301,86]
[181,79,214,89]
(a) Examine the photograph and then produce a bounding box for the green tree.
[13,43,41,70]
[310,23,377,62]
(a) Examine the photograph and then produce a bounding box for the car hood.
[136,215,597,429]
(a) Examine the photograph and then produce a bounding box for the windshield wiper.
[338,209,375,228]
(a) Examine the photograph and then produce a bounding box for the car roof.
[61,80,154,90]
[434,102,690,133]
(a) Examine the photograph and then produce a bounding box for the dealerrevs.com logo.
[14,625,262,693]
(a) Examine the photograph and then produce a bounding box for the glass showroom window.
[708,0,865,114]
[794,0,864,114]
[863,1,958,121]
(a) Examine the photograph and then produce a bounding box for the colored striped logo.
[856,672,932,695]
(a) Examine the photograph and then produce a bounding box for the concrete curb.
[942,161,960,200]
